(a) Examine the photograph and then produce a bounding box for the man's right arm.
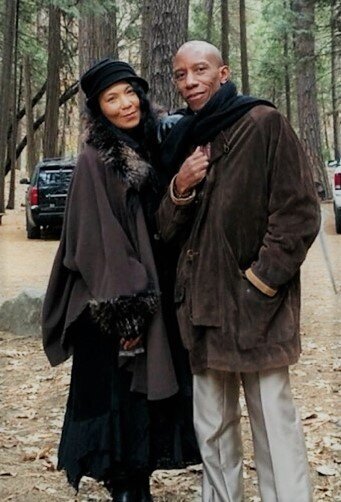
[157,185,196,243]
[157,147,209,243]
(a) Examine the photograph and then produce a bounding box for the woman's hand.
[120,336,142,351]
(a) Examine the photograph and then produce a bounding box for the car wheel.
[335,208,341,234]
[26,216,41,239]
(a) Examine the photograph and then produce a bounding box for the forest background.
[0,0,340,215]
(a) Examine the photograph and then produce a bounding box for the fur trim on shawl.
[82,116,160,341]
[85,116,154,192]
[89,291,159,340]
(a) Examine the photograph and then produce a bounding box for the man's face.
[173,48,229,112]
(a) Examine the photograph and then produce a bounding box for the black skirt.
[58,315,200,490]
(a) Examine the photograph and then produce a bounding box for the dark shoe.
[139,477,153,502]
[110,487,139,502]
[140,490,153,501]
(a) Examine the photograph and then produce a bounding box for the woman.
[42,59,199,501]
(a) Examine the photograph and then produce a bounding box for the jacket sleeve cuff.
[169,175,196,206]
[245,268,278,297]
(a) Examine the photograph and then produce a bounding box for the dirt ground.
[0,183,340,501]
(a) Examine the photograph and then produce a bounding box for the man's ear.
[219,65,230,84]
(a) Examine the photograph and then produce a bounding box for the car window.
[38,169,73,186]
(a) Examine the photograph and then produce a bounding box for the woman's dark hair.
[129,81,159,165]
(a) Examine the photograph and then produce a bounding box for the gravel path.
[0,195,340,501]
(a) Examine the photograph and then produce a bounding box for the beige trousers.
[193,367,312,502]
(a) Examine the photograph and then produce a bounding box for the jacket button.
[186,249,198,261]
[223,143,230,153]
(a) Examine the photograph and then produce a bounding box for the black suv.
[21,157,75,239]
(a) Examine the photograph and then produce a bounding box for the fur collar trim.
[85,116,153,191]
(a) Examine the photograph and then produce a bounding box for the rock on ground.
[0,290,44,337]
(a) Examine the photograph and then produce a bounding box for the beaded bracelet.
[169,175,196,206]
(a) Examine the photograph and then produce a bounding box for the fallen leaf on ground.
[316,464,338,476]
[0,471,17,477]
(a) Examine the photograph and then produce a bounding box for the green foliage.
[0,0,335,162]
[188,0,244,91]
[19,0,49,89]
[186,0,336,160]
[47,0,117,18]
[315,1,335,159]
[116,0,141,53]
[249,0,294,108]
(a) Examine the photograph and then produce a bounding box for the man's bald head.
[174,41,225,67]
[172,40,229,111]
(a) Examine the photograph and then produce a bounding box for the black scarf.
[160,81,275,174]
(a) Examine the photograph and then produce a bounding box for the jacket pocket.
[237,277,294,350]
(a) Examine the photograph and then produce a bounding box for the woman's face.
[98,81,141,129]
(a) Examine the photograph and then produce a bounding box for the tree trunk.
[283,0,291,123]
[239,0,250,94]
[78,2,117,71]
[221,0,230,64]
[283,34,291,123]
[7,79,18,210]
[78,1,118,130]
[292,0,331,198]
[43,4,61,158]
[23,55,37,178]
[97,6,118,60]
[206,0,214,42]
[141,0,151,79]
[7,0,20,210]
[5,83,79,176]
[60,103,68,157]
[0,0,17,215]
[321,93,330,159]
[147,0,190,110]
[331,0,340,161]
[13,81,46,125]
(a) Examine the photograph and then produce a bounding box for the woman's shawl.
[42,130,178,401]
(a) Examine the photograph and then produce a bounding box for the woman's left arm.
[63,149,159,340]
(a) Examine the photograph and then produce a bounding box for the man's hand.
[175,146,209,195]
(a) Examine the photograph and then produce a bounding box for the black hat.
[80,58,149,108]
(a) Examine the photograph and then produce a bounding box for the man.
[157,41,320,502]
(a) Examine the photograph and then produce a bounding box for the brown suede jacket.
[157,105,321,374]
